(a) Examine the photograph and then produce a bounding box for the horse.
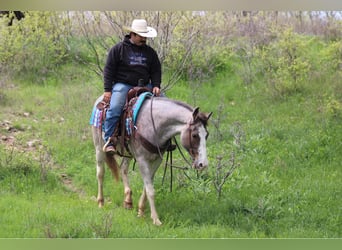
[91,94,212,225]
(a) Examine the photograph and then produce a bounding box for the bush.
[0,11,68,81]
[319,40,342,73]
[257,28,312,98]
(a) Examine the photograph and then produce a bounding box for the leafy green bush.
[0,11,68,81]
[257,28,312,98]
[315,41,342,119]
[318,40,342,72]
[325,95,342,118]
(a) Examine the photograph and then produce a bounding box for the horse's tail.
[105,154,120,182]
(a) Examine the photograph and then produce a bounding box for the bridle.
[147,96,209,165]
[182,119,209,162]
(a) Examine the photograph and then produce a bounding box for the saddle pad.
[89,104,104,129]
[89,91,152,131]
[132,92,153,125]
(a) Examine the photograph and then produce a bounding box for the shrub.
[257,28,312,98]
[0,11,68,81]
[319,40,342,73]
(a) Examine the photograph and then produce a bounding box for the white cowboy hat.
[124,19,157,38]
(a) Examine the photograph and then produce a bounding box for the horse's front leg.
[121,158,133,209]
[138,185,161,226]
[145,182,161,226]
[138,161,162,226]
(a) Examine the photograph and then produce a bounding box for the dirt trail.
[0,115,87,198]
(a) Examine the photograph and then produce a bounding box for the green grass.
[0,60,341,238]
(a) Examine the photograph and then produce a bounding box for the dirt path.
[0,116,87,198]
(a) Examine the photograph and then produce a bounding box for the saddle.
[94,86,176,156]
[105,86,151,156]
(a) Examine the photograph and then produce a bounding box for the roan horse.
[91,94,212,225]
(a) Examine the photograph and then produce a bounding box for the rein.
[150,95,164,159]
[133,95,169,158]
[187,122,196,159]
[172,136,193,167]
[148,96,199,163]
[133,97,209,191]
[135,96,203,169]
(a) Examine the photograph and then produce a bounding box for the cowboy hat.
[124,19,157,38]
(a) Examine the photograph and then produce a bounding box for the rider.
[102,19,162,154]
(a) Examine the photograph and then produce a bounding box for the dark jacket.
[103,35,162,92]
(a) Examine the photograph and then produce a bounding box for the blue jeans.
[104,82,154,144]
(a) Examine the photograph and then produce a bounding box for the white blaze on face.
[194,125,208,169]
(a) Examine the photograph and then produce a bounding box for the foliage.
[257,28,312,98]
[0,146,61,201]
[164,13,232,83]
[1,11,341,88]
[315,40,342,118]
[319,40,342,72]
[0,12,341,238]
[0,11,68,81]
[63,11,234,89]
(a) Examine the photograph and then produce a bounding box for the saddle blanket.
[89,104,104,129]
[89,92,153,131]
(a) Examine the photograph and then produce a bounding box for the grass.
[0,60,341,238]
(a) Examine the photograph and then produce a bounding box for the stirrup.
[103,139,112,152]
[104,145,115,154]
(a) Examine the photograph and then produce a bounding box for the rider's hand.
[103,92,112,104]
[152,87,161,96]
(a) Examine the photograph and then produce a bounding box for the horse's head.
[180,107,212,170]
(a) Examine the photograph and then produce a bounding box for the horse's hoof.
[153,218,162,226]
[137,209,144,218]
[123,201,133,209]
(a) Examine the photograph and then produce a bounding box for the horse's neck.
[139,98,192,143]
[159,103,191,138]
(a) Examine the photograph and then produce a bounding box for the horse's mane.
[153,97,209,126]
[155,97,194,112]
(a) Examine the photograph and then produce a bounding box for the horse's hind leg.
[121,158,133,209]
[96,148,105,207]
[138,188,147,218]
[92,126,106,207]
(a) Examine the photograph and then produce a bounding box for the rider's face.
[131,33,147,46]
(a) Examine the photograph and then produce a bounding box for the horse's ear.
[193,107,200,120]
[206,112,213,120]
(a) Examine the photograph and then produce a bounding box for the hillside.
[0,11,341,238]
[0,60,341,238]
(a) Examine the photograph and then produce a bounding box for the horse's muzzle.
[193,161,208,170]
